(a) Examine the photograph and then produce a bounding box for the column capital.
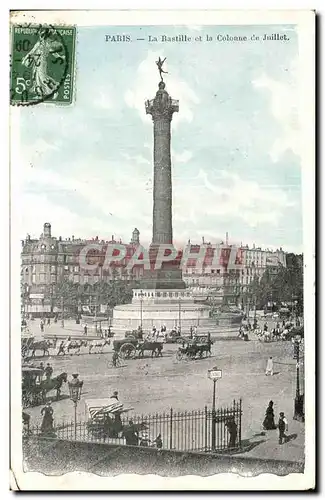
[145,81,179,121]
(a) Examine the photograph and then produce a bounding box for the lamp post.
[292,336,304,421]
[60,296,64,328]
[68,373,84,440]
[178,297,182,332]
[208,367,222,452]
[139,290,144,329]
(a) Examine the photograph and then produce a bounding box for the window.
[84,275,89,283]
[51,265,56,273]
[74,275,79,283]
[40,254,45,263]
[74,266,79,273]
[51,275,56,284]
[32,275,36,284]
[39,274,45,283]
[39,264,45,273]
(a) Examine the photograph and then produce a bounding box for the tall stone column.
[146,81,179,245]
[144,81,185,289]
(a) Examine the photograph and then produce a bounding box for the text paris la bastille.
[148,33,289,42]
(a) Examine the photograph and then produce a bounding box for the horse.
[40,372,68,401]
[89,339,110,354]
[196,342,212,357]
[22,411,31,434]
[137,341,163,358]
[29,340,51,358]
[67,340,87,355]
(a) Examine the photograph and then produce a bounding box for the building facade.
[21,223,144,315]
[21,223,287,315]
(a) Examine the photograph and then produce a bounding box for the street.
[23,320,305,463]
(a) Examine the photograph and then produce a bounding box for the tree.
[246,254,303,315]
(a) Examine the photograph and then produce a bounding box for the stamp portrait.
[10,24,76,105]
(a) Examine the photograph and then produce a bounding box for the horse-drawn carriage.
[85,398,147,440]
[113,338,163,359]
[21,334,35,360]
[22,366,44,407]
[175,336,213,361]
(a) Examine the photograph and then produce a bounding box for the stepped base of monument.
[111,288,242,339]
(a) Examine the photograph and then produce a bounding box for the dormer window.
[50,244,55,250]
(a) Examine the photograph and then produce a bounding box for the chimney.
[226,232,229,245]
[72,235,74,241]
[43,223,51,238]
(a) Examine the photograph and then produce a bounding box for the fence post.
[204,406,208,452]
[169,408,173,449]
[239,399,242,448]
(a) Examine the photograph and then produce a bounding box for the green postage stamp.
[10,25,76,105]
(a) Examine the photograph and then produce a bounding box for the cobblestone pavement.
[23,319,305,463]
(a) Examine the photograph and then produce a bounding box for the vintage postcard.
[10,9,315,490]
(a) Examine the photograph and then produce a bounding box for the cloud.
[124,50,199,126]
[121,152,150,165]
[24,138,58,163]
[172,149,193,164]
[173,169,295,228]
[252,59,300,161]
[93,90,112,110]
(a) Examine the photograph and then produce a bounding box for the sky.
[18,24,302,252]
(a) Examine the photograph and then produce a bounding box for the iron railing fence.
[26,400,242,453]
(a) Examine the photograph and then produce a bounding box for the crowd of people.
[239,316,300,343]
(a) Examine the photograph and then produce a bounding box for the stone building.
[20,223,144,315]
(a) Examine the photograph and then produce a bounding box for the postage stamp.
[10,24,76,105]
[9,9,315,492]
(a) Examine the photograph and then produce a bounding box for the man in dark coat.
[278,412,288,444]
[225,416,237,448]
[122,420,139,446]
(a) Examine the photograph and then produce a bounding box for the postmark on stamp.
[10,24,76,105]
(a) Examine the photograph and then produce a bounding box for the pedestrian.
[40,320,44,333]
[84,324,88,335]
[139,432,150,447]
[278,412,288,444]
[47,317,51,326]
[53,335,57,349]
[45,363,53,381]
[265,356,274,376]
[262,400,276,430]
[112,351,119,367]
[111,390,119,400]
[152,433,163,449]
[38,362,44,383]
[225,416,237,448]
[57,340,65,356]
[123,420,139,446]
[40,401,54,436]
[263,322,268,332]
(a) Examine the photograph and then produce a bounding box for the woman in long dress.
[262,400,276,430]
[40,401,54,434]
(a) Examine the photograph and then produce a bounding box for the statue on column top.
[156,56,168,81]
